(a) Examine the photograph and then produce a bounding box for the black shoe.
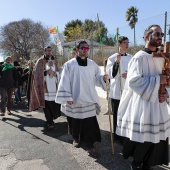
[142,163,152,170]
[130,165,142,170]
[0,113,5,116]
[15,101,19,104]
[87,148,100,158]
[73,139,80,148]
[7,110,12,115]
[47,124,54,130]
[130,162,142,170]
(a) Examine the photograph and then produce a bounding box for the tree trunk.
[134,26,136,46]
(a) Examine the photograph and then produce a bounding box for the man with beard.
[55,41,108,157]
[0,56,18,115]
[29,46,61,129]
[116,25,170,170]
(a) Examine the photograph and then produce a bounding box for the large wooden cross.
[152,42,170,94]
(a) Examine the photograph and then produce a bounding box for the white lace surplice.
[55,58,106,119]
[116,50,170,143]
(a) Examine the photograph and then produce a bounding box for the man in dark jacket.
[0,56,18,116]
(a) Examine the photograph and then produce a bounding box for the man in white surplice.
[106,36,132,143]
[55,40,108,157]
[116,25,170,169]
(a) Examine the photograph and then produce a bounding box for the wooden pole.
[116,28,123,95]
[104,63,114,154]
[97,13,114,154]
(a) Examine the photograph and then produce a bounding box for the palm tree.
[126,6,138,45]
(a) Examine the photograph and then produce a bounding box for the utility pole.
[164,11,167,43]
[167,24,170,42]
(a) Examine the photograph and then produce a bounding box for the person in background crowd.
[13,61,23,104]
[70,47,78,58]
[0,56,18,116]
[22,60,34,108]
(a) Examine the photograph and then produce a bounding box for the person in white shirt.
[55,40,108,157]
[106,36,132,143]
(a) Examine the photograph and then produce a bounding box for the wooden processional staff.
[104,60,114,154]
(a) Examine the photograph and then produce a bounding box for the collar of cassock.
[76,56,87,66]
[120,53,127,56]
[44,55,54,61]
[142,48,158,54]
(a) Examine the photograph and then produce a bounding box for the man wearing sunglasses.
[55,40,108,158]
[116,25,170,170]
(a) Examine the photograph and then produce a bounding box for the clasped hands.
[159,74,169,103]
[47,69,56,76]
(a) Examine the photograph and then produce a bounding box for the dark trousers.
[123,138,169,167]
[43,100,61,125]
[111,99,120,136]
[67,116,101,149]
[14,86,22,101]
[0,88,13,113]
[111,98,125,141]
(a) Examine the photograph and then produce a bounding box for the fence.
[108,11,170,50]
[58,12,170,65]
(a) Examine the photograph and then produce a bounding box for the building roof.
[62,39,105,47]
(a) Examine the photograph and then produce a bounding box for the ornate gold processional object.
[152,42,170,96]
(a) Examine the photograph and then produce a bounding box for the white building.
[0,56,4,62]
[56,34,116,60]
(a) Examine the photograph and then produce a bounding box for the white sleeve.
[128,57,160,103]
[55,63,73,104]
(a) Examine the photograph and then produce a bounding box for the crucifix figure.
[152,42,170,94]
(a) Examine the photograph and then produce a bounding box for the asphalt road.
[0,97,169,170]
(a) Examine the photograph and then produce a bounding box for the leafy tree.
[63,19,83,41]
[0,19,50,60]
[83,19,97,39]
[63,19,111,45]
[104,36,115,46]
[126,6,138,45]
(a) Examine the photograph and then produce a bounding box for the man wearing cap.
[0,56,18,116]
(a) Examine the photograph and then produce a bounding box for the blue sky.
[0,0,169,34]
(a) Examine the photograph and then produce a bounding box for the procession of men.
[0,24,170,170]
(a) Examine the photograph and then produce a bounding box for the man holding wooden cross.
[116,24,170,170]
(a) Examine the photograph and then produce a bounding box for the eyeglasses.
[122,42,130,45]
[152,32,164,37]
[80,47,90,51]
